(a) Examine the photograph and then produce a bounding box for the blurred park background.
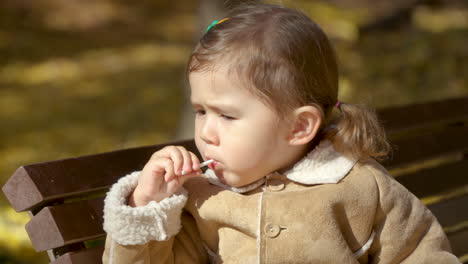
[0,0,467,263]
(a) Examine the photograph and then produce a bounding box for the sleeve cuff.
[103,171,188,245]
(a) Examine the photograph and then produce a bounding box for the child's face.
[189,68,295,187]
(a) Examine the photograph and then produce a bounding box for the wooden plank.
[377,96,468,134]
[2,139,198,212]
[448,228,468,257]
[51,246,104,264]
[384,126,468,168]
[1,167,43,213]
[428,194,468,228]
[47,243,86,262]
[26,198,105,252]
[395,159,468,198]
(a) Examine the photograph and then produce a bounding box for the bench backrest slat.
[384,125,468,168]
[393,159,468,198]
[51,246,104,264]
[427,194,468,228]
[379,97,468,133]
[447,229,468,258]
[26,198,104,252]
[2,140,199,213]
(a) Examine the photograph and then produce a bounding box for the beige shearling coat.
[102,140,460,263]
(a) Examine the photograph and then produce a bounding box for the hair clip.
[335,101,343,109]
[206,18,230,32]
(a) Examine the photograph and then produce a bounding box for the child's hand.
[129,146,202,207]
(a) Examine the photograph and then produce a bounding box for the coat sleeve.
[102,171,208,264]
[367,163,461,264]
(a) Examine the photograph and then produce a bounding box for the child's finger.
[150,146,184,175]
[166,146,185,176]
[177,146,193,174]
[189,152,201,171]
[142,158,170,187]
[160,158,176,182]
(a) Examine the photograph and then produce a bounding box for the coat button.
[264,223,281,238]
[268,179,285,192]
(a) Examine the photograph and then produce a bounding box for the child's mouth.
[208,160,218,170]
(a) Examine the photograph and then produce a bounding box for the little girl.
[102,3,460,264]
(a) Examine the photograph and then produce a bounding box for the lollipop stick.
[180,159,214,175]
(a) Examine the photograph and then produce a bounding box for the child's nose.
[200,117,219,145]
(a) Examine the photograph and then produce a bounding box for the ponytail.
[324,103,391,161]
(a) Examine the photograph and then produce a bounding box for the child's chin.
[214,170,228,185]
[215,170,248,187]
[224,178,248,188]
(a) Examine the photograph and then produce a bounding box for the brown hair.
[187,3,390,160]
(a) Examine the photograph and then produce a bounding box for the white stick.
[181,159,214,175]
[200,159,215,167]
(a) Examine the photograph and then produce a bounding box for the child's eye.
[220,114,236,120]
[194,109,206,116]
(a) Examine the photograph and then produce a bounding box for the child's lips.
[208,160,217,170]
[204,156,218,170]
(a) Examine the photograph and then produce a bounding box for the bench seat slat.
[2,140,198,212]
[51,246,104,264]
[26,198,105,252]
[384,125,468,168]
[395,159,468,197]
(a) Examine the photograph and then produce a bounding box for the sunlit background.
[1,0,467,263]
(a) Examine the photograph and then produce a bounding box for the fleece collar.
[203,140,358,193]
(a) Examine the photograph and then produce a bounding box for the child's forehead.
[188,61,281,113]
[189,66,248,92]
[190,73,246,102]
[190,70,269,107]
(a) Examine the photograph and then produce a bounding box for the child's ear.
[288,106,322,146]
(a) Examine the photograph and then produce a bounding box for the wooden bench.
[2,96,468,264]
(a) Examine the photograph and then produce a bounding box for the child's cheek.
[223,134,264,170]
